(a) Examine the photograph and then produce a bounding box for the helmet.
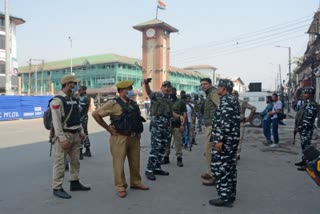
[218,79,234,92]
[232,90,239,95]
[303,87,315,95]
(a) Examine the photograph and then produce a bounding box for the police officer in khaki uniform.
[200,78,220,186]
[232,90,256,160]
[51,75,91,199]
[92,80,149,198]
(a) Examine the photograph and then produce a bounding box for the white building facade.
[184,65,217,85]
[0,13,25,93]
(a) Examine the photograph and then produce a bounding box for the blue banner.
[0,96,53,121]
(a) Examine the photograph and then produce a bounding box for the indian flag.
[157,0,166,10]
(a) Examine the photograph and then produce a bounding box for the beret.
[115,80,134,89]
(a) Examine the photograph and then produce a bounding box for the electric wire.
[172,24,309,63]
[171,16,312,55]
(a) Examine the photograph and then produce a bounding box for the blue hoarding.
[0,96,52,121]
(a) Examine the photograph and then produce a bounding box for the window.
[0,63,5,74]
[0,35,5,49]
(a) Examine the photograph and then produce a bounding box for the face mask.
[71,84,79,94]
[126,90,135,99]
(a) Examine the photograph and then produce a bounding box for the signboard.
[97,78,115,84]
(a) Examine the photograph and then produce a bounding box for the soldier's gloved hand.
[60,140,71,152]
[80,133,87,141]
[215,142,223,153]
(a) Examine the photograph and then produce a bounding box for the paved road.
[0,116,319,214]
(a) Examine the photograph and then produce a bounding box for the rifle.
[49,127,55,157]
[293,129,297,144]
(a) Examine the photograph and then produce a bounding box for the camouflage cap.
[232,90,239,95]
[61,74,80,84]
[115,80,134,89]
[303,87,315,95]
[162,80,172,87]
[218,79,234,91]
[79,85,87,90]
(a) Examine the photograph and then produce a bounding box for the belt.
[63,129,80,134]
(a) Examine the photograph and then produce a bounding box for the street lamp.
[68,36,73,74]
[275,45,291,113]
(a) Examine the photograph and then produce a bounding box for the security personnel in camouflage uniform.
[78,85,92,158]
[193,93,204,132]
[294,87,318,171]
[210,79,240,207]
[232,90,256,160]
[144,80,184,181]
[92,80,149,198]
[162,87,186,167]
[200,78,220,186]
[51,75,91,199]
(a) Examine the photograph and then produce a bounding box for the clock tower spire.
[133,19,178,94]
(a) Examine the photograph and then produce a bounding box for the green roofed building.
[18,53,210,96]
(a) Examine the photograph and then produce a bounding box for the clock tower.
[133,19,178,92]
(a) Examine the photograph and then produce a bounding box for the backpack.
[43,95,64,130]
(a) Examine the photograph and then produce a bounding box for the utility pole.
[28,59,31,96]
[29,59,45,96]
[5,0,12,95]
[288,47,291,112]
[279,64,283,96]
[68,36,73,74]
[275,45,291,112]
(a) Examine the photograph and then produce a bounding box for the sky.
[2,0,319,91]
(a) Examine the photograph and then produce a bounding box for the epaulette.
[108,98,118,105]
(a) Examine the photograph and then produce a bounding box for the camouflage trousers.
[146,117,171,172]
[300,129,313,159]
[80,114,91,149]
[211,143,238,202]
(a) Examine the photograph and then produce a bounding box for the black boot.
[70,180,91,191]
[53,188,71,199]
[83,147,92,157]
[209,198,234,207]
[161,156,170,165]
[297,165,307,171]
[294,160,306,166]
[80,149,84,160]
[145,171,156,181]
[177,157,183,167]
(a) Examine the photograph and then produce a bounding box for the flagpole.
[156,6,159,19]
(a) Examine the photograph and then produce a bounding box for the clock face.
[146,28,155,38]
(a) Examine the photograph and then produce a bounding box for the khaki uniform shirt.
[96,98,123,119]
[50,91,83,142]
[203,87,220,126]
[239,100,256,122]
